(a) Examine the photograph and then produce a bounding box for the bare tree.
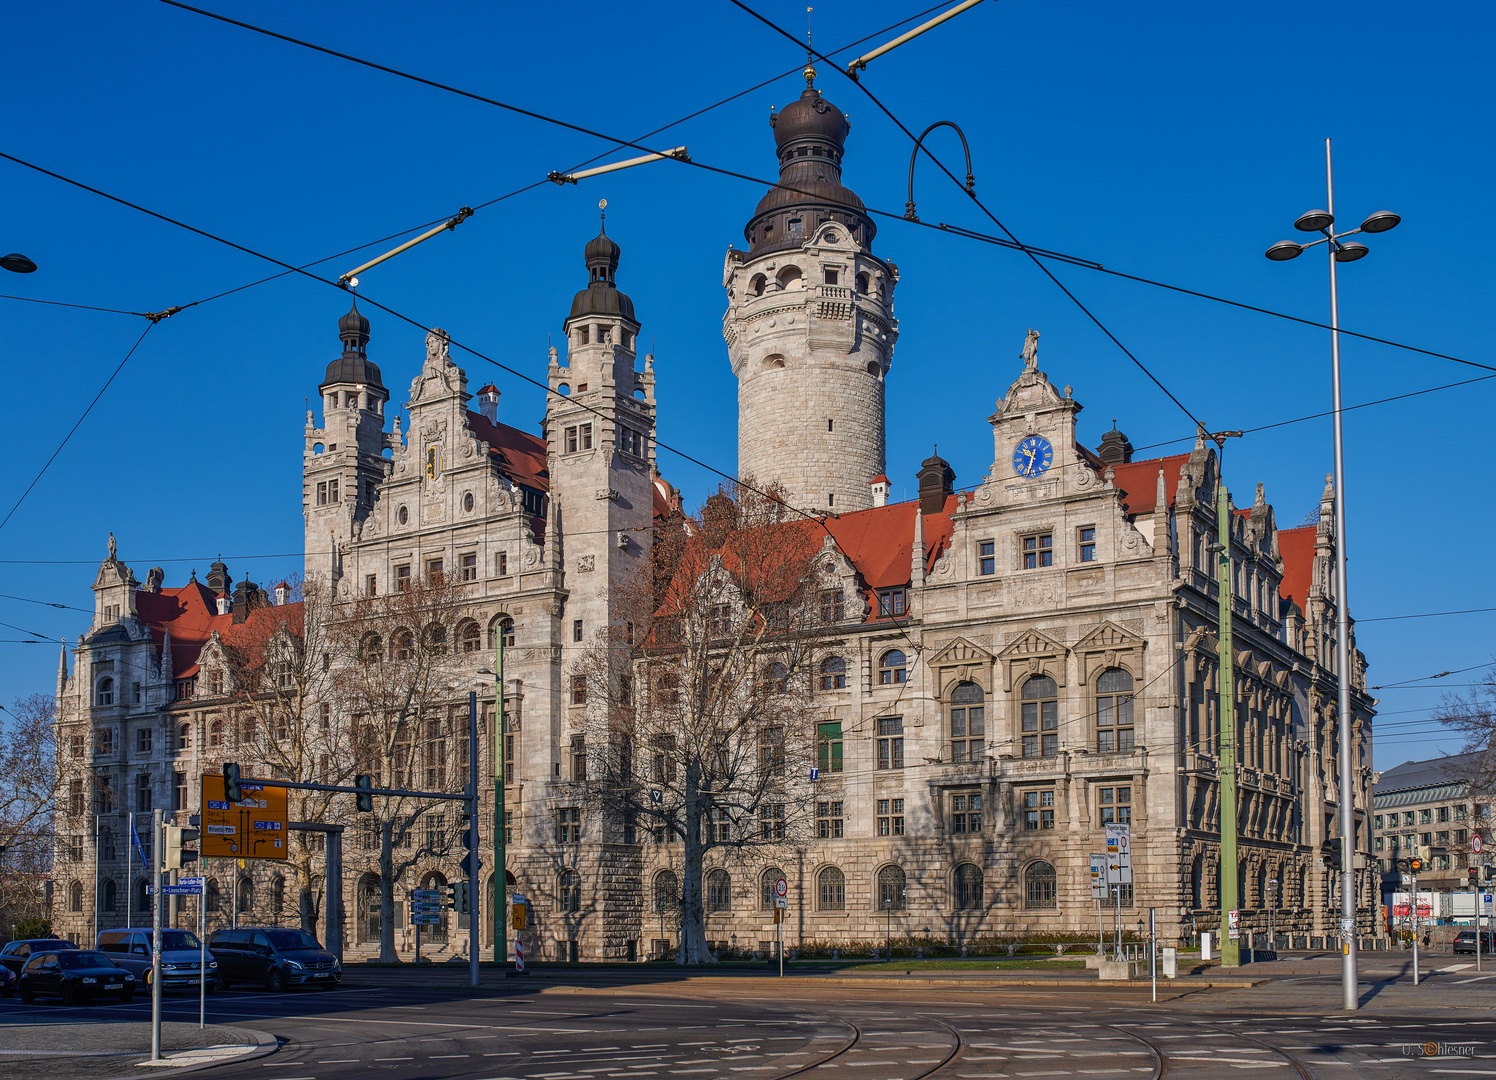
[216,575,350,932]
[0,694,58,927]
[330,571,475,962]
[1432,663,1496,851]
[575,483,830,964]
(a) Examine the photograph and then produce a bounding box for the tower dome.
[569,218,636,322]
[321,300,385,390]
[746,75,874,255]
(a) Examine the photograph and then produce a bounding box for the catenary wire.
[0,293,152,318]
[0,321,157,536]
[150,0,1492,377]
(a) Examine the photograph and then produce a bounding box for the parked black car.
[1454,930,1496,955]
[208,927,340,991]
[0,938,78,977]
[0,963,16,997]
[19,950,135,1004]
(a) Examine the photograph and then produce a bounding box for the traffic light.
[354,774,373,813]
[444,881,470,914]
[1471,868,1481,886]
[164,825,200,870]
[1409,856,1424,874]
[223,762,242,803]
[1486,865,1495,882]
[461,827,477,871]
[1325,837,1343,871]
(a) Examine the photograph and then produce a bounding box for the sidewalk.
[0,1020,276,1079]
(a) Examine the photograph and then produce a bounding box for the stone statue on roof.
[107,532,116,559]
[425,328,451,368]
[1021,328,1040,370]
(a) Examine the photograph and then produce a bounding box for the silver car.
[95,929,218,992]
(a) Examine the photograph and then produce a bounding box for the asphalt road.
[4,959,1496,1079]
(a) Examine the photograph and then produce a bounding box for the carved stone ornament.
[1104,649,1117,668]
[577,555,596,573]
[1028,658,1041,674]
[522,546,541,570]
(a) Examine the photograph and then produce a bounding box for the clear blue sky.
[2,0,1490,770]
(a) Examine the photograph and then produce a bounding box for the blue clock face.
[1012,435,1054,478]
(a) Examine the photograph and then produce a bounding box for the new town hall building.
[50,73,1376,960]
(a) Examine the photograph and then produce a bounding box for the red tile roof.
[1109,454,1189,515]
[466,410,549,492]
[821,494,956,590]
[134,586,304,678]
[1277,525,1318,618]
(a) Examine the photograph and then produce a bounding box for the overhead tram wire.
[148,1,1491,376]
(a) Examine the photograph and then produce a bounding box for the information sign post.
[1089,854,1106,957]
[774,877,788,977]
[1105,824,1132,960]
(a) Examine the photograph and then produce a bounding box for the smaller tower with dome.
[722,69,899,512]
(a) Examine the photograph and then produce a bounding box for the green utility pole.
[1217,481,1240,968]
[492,630,507,967]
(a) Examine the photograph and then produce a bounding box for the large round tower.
[722,68,899,513]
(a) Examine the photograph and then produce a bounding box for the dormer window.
[823,269,839,286]
[788,217,804,235]
[578,326,590,345]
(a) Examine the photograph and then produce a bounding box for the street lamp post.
[884,898,893,960]
[1266,137,1400,1012]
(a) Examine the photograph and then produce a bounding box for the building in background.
[49,73,1377,958]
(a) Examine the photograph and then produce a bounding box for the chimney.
[915,449,956,516]
[216,592,230,616]
[274,582,290,606]
[477,383,501,424]
[868,475,890,508]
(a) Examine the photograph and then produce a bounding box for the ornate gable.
[996,627,1068,690]
[926,636,995,700]
[1073,619,1146,683]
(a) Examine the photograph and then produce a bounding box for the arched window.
[458,619,482,654]
[950,681,985,762]
[817,866,845,911]
[423,623,447,656]
[776,265,803,291]
[706,869,731,912]
[653,870,678,917]
[206,878,221,913]
[360,633,383,663]
[765,661,789,692]
[177,723,191,751]
[237,877,254,915]
[855,271,870,295]
[763,354,786,370]
[1021,675,1059,758]
[271,874,285,917]
[879,649,907,685]
[208,719,223,748]
[750,273,767,296]
[819,655,847,691]
[1096,668,1135,751]
[135,879,150,914]
[357,874,380,944]
[877,864,906,910]
[760,868,784,910]
[102,879,117,912]
[954,863,983,911]
[559,870,581,913]
[488,616,515,649]
[97,677,114,707]
[69,880,83,912]
[1024,861,1057,909]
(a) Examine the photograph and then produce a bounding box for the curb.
[122,1028,280,1075]
[536,974,1269,992]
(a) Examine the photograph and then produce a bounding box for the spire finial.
[598,198,607,234]
[803,6,816,86]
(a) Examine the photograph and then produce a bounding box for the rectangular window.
[523,489,545,516]
[573,619,584,642]
[1437,830,1450,846]
[1373,814,1383,829]
[365,573,377,597]
[578,326,589,345]
[1438,806,1450,822]
[1023,533,1054,569]
[395,565,411,590]
[816,722,843,773]
[173,772,187,812]
[504,810,514,845]
[316,481,327,506]
[709,604,731,637]
[1421,831,1432,846]
[876,717,904,770]
[759,803,786,840]
[496,551,508,576]
[979,540,995,576]
[97,727,115,754]
[816,800,844,839]
[1078,526,1096,562]
[580,423,593,450]
[709,807,732,843]
[950,792,983,833]
[1374,835,1384,851]
[133,682,142,705]
[1404,811,1416,826]
[571,735,587,782]
[571,676,587,706]
[819,589,844,624]
[877,588,907,617]
[565,426,578,453]
[759,726,785,775]
[620,427,645,457]
[950,699,985,762]
[70,733,85,758]
[1099,785,1132,824]
[1456,804,1469,821]
[136,727,152,754]
[876,798,905,836]
[1023,789,1056,830]
[427,559,443,581]
[1456,828,1468,844]
[557,807,581,843]
[135,773,151,812]
[459,553,477,582]
[69,778,84,816]
[1420,808,1432,824]
[823,268,839,285]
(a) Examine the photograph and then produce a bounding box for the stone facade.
[48,76,1377,961]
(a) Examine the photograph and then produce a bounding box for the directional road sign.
[1104,823,1132,885]
[201,773,289,860]
[1088,853,1106,899]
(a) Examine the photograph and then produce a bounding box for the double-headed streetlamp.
[1265,138,1399,1012]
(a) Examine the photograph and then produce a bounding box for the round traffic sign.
[1475,835,1483,855]
[774,877,788,898]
